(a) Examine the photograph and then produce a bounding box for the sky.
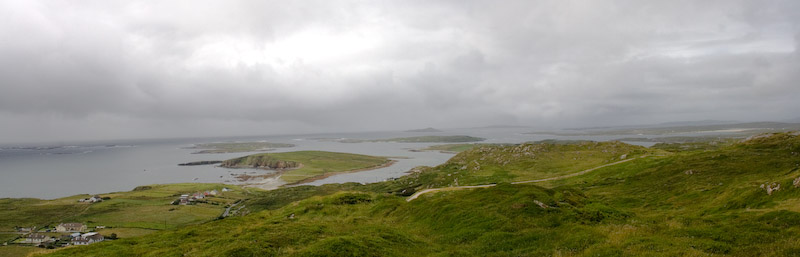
[1,0,799,143]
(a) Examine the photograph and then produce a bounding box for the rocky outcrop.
[533,200,549,209]
[221,156,299,170]
[178,161,223,166]
[760,182,781,195]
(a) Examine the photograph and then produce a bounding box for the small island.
[339,135,486,143]
[178,161,223,166]
[404,127,443,132]
[221,151,394,184]
[185,142,295,154]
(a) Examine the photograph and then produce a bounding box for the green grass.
[23,132,800,256]
[0,183,252,232]
[0,245,50,257]
[389,141,660,189]
[223,151,391,184]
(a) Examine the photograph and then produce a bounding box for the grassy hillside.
[394,141,658,189]
[222,151,392,184]
[0,184,251,240]
[31,133,800,256]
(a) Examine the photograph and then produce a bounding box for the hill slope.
[43,133,800,256]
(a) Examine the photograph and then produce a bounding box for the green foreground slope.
[0,184,251,239]
[43,133,800,256]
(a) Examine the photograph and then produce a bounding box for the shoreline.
[287,159,398,185]
[238,160,398,190]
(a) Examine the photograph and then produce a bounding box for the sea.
[0,127,725,199]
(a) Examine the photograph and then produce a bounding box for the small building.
[222,188,231,192]
[88,195,103,203]
[73,233,104,245]
[56,223,86,232]
[208,190,219,196]
[16,226,35,232]
[24,233,51,244]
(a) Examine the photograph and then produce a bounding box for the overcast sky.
[1,0,799,143]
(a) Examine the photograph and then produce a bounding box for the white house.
[56,223,86,232]
[88,195,103,203]
[24,233,51,244]
[73,232,104,245]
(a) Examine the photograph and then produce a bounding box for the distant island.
[339,135,486,143]
[185,142,295,154]
[404,127,442,132]
[177,161,222,166]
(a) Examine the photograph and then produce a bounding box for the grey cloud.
[0,0,799,143]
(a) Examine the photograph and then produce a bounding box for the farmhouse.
[88,195,103,203]
[72,233,104,245]
[56,223,86,232]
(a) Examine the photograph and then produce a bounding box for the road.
[406,156,642,202]
[222,200,241,218]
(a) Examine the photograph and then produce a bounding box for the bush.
[333,193,372,205]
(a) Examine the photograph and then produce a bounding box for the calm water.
[0,128,731,199]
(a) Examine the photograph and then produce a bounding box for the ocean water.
[0,127,728,199]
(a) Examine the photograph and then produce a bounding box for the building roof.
[86,234,104,240]
[59,223,85,228]
[27,233,47,239]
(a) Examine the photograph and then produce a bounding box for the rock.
[762,182,781,195]
[793,177,800,188]
[620,154,627,160]
[684,170,694,175]
[178,160,223,166]
[533,200,549,209]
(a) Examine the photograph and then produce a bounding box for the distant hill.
[404,127,442,132]
[531,121,800,136]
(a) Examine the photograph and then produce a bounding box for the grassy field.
[0,183,252,234]
[0,245,49,257]
[0,183,256,256]
[15,132,800,256]
[223,151,391,184]
[187,142,295,154]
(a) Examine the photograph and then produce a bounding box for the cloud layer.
[1,0,799,143]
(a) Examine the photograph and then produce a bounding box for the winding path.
[406,156,643,202]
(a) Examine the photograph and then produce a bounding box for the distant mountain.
[652,119,739,127]
[783,117,800,123]
[470,125,531,129]
[532,121,800,136]
[404,127,442,132]
[569,120,739,131]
